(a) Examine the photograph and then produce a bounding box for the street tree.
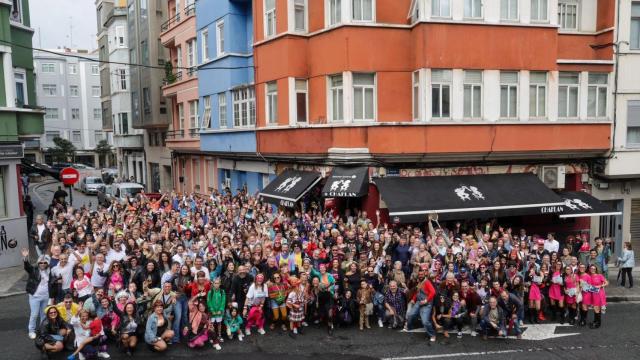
[47,137,76,163]
[95,140,113,168]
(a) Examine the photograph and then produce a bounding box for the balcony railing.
[166,130,185,140]
[163,71,182,86]
[189,128,200,138]
[160,3,196,32]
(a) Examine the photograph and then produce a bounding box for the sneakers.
[302,321,309,327]
[257,328,266,335]
[430,336,436,342]
[378,319,384,328]
[457,331,462,338]
[28,332,36,340]
[97,352,110,359]
[213,344,222,351]
[67,355,76,360]
[79,354,85,360]
[471,331,477,337]
[245,329,251,336]
[238,334,244,342]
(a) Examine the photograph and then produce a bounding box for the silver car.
[79,176,104,195]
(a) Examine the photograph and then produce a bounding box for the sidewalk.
[605,266,640,302]
[0,265,26,298]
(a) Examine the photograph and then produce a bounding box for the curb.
[607,296,640,303]
[0,291,25,299]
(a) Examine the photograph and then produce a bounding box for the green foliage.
[46,136,76,162]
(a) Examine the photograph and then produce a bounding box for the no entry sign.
[60,167,80,186]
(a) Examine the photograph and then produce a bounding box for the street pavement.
[29,177,98,213]
[0,294,639,360]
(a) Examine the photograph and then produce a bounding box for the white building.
[34,49,104,166]
[591,0,640,258]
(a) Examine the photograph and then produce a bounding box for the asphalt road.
[2,294,639,360]
[30,179,98,214]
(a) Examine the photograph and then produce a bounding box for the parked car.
[97,182,144,206]
[79,176,104,195]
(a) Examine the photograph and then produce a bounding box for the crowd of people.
[23,186,633,360]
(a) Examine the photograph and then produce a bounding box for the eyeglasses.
[38,262,47,265]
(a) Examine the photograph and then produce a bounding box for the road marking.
[382,349,524,360]
[401,324,579,341]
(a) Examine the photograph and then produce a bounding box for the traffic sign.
[60,167,80,186]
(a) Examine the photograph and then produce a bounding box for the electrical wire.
[0,39,254,71]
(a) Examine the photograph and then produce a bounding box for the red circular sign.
[60,167,80,186]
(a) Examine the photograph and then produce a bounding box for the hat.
[460,267,468,273]
[116,291,129,300]
[453,237,462,242]
[37,255,51,265]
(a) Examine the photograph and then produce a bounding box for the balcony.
[166,129,200,151]
[160,3,196,46]
[166,130,185,140]
[113,134,144,149]
[188,128,200,138]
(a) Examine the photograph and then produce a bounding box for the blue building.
[196,0,273,194]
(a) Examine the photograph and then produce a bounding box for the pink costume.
[564,274,578,305]
[578,273,592,306]
[589,274,607,307]
[549,271,563,301]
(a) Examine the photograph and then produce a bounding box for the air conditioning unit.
[539,165,566,189]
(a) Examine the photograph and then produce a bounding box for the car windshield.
[121,187,143,197]
[86,178,103,184]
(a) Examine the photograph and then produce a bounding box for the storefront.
[259,169,322,208]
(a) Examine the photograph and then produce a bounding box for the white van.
[97,182,144,206]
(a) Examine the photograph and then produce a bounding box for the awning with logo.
[322,166,369,198]
[259,169,322,208]
[554,191,622,218]
[375,173,565,222]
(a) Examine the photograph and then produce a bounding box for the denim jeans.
[406,303,435,337]
[480,318,507,336]
[172,295,189,342]
[28,294,49,333]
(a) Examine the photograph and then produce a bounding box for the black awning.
[554,191,622,218]
[259,169,321,208]
[375,173,564,222]
[322,166,369,198]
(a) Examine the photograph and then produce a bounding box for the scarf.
[188,302,203,333]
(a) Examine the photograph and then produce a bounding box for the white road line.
[382,349,524,360]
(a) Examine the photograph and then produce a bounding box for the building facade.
[34,49,104,166]
[127,0,172,191]
[97,0,144,181]
[591,0,640,257]
[0,0,45,268]
[250,0,614,233]
[197,0,274,195]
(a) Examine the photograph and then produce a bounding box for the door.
[150,163,160,193]
[599,200,623,255]
[631,199,640,260]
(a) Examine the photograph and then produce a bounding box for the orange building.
[251,0,615,229]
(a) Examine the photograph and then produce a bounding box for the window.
[463,70,482,118]
[120,113,129,134]
[294,0,307,31]
[45,108,59,120]
[118,69,127,90]
[464,0,482,18]
[70,85,79,97]
[92,86,101,97]
[72,108,80,120]
[413,72,420,120]
[207,159,215,190]
[72,131,82,142]
[219,93,227,128]
[187,39,196,69]
[41,63,55,73]
[627,101,640,146]
[431,69,452,119]
[91,65,99,75]
[352,0,374,21]
[46,131,60,142]
[587,73,608,118]
[215,21,224,57]
[201,29,210,62]
[558,1,578,30]
[329,74,344,122]
[232,87,256,127]
[0,170,5,219]
[353,73,375,121]
[295,79,308,123]
[632,3,640,49]
[192,159,200,189]
[265,0,276,37]
[329,0,341,25]
[42,84,57,96]
[143,87,151,114]
[116,26,126,47]
[432,0,451,18]
[500,71,518,118]
[266,82,278,124]
[14,69,27,106]
[68,64,78,74]
[501,0,518,20]
[10,0,22,23]
[93,108,102,120]
[202,96,212,128]
[94,131,104,143]
[176,46,183,69]
[531,0,548,21]
[558,72,579,118]
[141,40,149,65]
[189,100,199,129]
[529,72,547,118]
[177,103,184,130]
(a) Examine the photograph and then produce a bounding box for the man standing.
[405,274,437,342]
[544,233,560,254]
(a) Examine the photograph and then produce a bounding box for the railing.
[163,71,182,86]
[189,128,200,138]
[160,3,196,32]
[166,130,184,140]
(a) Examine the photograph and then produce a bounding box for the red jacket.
[184,280,211,299]
[411,279,436,303]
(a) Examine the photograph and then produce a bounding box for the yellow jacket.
[55,302,80,322]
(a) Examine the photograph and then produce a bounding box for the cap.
[537,239,545,245]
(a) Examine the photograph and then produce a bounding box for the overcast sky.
[31,0,97,51]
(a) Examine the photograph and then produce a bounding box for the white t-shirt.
[106,245,127,268]
[51,259,77,289]
[91,263,107,288]
[172,253,185,266]
[190,266,209,279]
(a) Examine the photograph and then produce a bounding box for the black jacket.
[29,224,51,252]
[24,260,53,296]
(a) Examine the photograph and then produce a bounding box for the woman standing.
[562,265,579,325]
[244,273,268,335]
[577,263,591,327]
[525,265,543,323]
[22,248,52,340]
[618,242,635,288]
[206,277,226,347]
[587,264,608,329]
[286,276,305,337]
[267,272,289,331]
[548,262,565,323]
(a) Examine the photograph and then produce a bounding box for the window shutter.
[628,101,640,127]
[530,72,547,84]
[464,70,482,83]
[500,71,518,84]
[431,69,452,82]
